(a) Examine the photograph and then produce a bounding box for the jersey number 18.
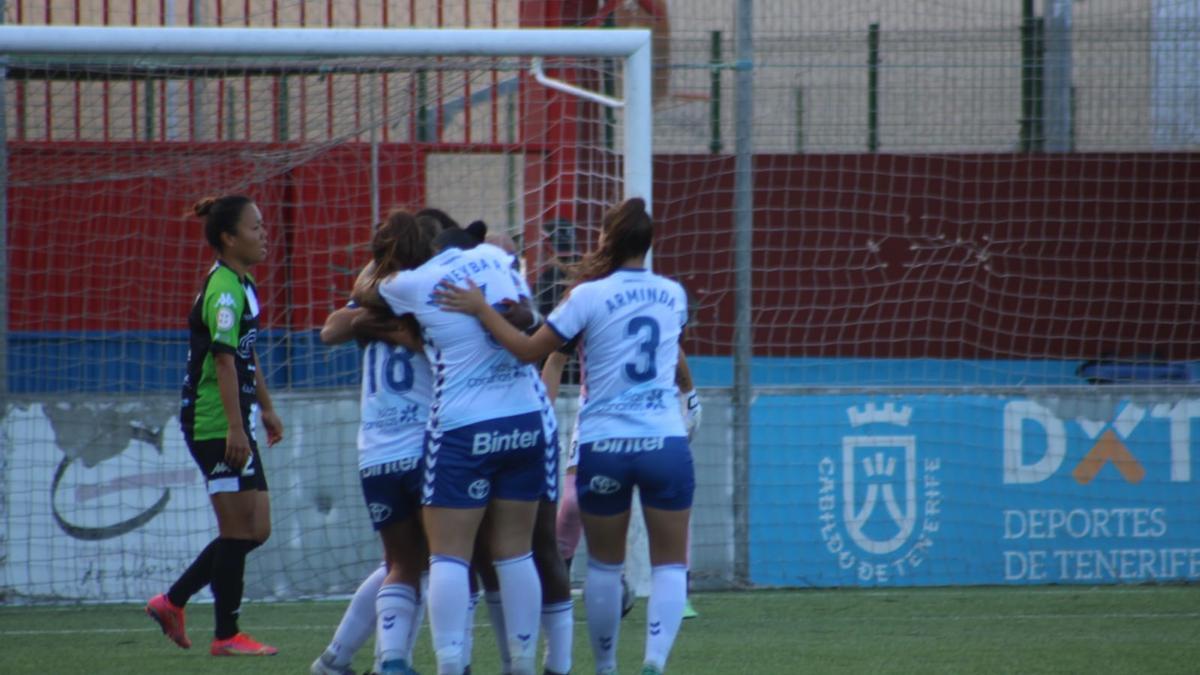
[366,343,415,395]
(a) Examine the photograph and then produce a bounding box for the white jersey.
[546,268,689,443]
[357,339,432,470]
[380,244,542,431]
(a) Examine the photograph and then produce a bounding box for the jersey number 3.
[624,316,661,383]
[367,343,415,395]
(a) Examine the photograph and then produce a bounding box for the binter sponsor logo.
[471,429,542,456]
[591,437,666,454]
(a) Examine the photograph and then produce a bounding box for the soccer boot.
[145,593,191,649]
[210,632,279,656]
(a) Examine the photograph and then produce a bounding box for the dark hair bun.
[465,220,488,243]
[193,197,218,217]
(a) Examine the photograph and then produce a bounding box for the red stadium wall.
[652,154,1200,360]
[9,146,1199,360]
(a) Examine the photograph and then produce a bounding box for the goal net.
[0,25,648,602]
[4,2,1200,604]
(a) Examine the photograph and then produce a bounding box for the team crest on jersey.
[468,478,491,500]
[216,307,236,331]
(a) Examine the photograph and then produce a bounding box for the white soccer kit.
[357,339,432,470]
[546,268,689,443]
[380,243,545,431]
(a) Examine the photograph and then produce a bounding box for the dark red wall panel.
[9,146,1198,360]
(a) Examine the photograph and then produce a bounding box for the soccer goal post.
[0,24,652,603]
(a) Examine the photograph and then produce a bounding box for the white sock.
[406,572,428,660]
[585,560,624,674]
[541,599,574,675]
[323,563,386,667]
[376,583,419,666]
[485,590,512,673]
[644,564,688,671]
[495,553,542,675]
[428,555,470,675]
[462,590,480,668]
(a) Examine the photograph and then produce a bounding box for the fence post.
[868,22,879,152]
[732,0,755,587]
[710,30,723,154]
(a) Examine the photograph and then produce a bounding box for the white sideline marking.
[2,612,1198,636]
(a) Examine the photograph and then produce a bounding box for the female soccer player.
[367,223,556,675]
[146,195,283,657]
[547,348,700,619]
[311,211,440,675]
[469,229,575,675]
[437,197,694,675]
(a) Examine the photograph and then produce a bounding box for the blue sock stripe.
[493,552,534,567]
[377,583,418,601]
[588,559,625,573]
[651,563,688,573]
[542,600,574,613]
[429,554,470,569]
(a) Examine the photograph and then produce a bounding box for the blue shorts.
[576,436,695,516]
[422,411,556,508]
[360,456,423,530]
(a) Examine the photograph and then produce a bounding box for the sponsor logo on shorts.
[468,478,491,500]
[210,462,232,476]
[471,429,541,456]
[360,456,421,478]
[591,437,666,454]
[589,475,622,495]
[369,502,393,523]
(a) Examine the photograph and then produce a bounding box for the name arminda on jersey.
[604,287,676,314]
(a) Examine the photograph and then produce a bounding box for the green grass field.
[2,586,1198,674]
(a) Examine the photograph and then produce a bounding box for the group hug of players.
[144,195,702,675]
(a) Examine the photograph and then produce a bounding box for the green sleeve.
[203,270,246,352]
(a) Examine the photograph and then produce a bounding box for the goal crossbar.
[0,25,654,208]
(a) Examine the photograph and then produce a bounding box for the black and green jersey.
[180,261,260,441]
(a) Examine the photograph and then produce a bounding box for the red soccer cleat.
[145,593,191,649]
[210,632,279,656]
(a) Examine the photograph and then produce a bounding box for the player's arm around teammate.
[439,198,694,675]
[313,212,441,675]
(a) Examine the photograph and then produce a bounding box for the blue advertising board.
[750,395,1200,586]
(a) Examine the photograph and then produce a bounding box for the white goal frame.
[0,25,653,208]
[0,24,656,601]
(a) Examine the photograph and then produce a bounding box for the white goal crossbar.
[0,25,653,209]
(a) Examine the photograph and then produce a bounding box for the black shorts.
[186,437,269,494]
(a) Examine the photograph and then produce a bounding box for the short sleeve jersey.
[181,261,260,440]
[357,334,433,469]
[379,244,542,431]
[546,268,688,443]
